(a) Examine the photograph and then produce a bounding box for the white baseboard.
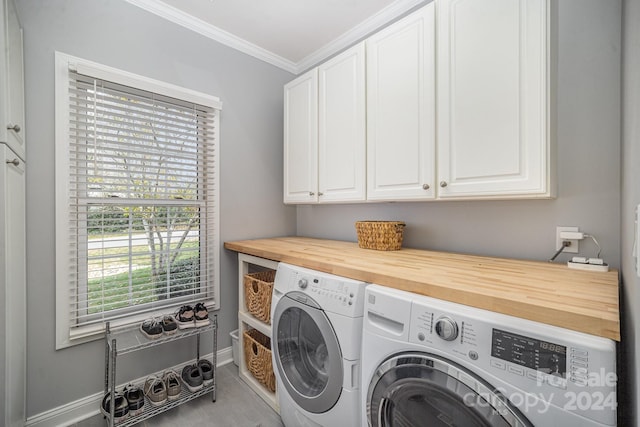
[25,347,234,427]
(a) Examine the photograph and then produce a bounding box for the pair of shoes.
[143,370,182,406]
[143,375,168,406]
[140,315,178,339]
[101,384,145,421]
[181,364,202,392]
[194,303,209,327]
[123,384,144,416]
[163,370,182,401]
[161,315,178,334]
[181,359,214,392]
[100,391,129,423]
[199,359,214,386]
[175,303,209,329]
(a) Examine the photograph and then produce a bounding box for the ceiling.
[124,0,428,74]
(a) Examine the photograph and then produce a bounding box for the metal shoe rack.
[103,315,217,427]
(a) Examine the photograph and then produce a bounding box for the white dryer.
[271,263,368,427]
[361,285,617,427]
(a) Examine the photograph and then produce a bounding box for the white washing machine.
[271,263,368,427]
[361,285,617,427]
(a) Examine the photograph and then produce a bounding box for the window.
[55,52,222,348]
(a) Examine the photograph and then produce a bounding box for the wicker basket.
[243,329,276,392]
[243,270,276,324]
[355,221,406,251]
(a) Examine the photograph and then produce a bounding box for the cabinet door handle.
[422,184,430,190]
[440,181,448,188]
[6,158,20,167]
[7,123,21,133]
[309,191,315,196]
[318,192,324,196]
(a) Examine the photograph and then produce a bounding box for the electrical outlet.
[556,226,579,254]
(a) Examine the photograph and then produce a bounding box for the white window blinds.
[56,54,220,345]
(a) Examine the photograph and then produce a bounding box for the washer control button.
[570,376,588,386]
[571,372,588,382]
[572,359,588,368]
[490,359,506,370]
[434,316,459,341]
[547,375,567,389]
[572,355,588,363]
[571,367,588,376]
[508,365,524,376]
[526,371,539,381]
[468,351,478,360]
[298,278,308,289]
[417,332,426,341]
[572,349,589,357]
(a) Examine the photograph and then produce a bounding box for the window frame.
[54,52,222,349]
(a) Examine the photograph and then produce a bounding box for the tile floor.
[75,362,284,427]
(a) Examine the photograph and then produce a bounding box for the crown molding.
[125,0,430,75]
[124,0,299,73]
[295,0,429,73]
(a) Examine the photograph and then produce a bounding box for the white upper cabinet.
[283,0,552,204]
[284,43,366,204]
[318,42,366,203]
[284,69,318,204]
[0,0,25,160]
[436,0,550,198]
[366,3,436,201]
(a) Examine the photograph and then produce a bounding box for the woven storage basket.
[355,221,406,251]
[243,329,276,392]
[243,270,276,324]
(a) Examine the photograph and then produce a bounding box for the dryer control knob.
[435,317,459,341]
[298,278,308,289]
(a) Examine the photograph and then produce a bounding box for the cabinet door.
[437,0,549,198]
[366,4,436,201]
[284,69,318,204]
[318,42,366,203]
[1,144,25,426]
[2,0,25,160]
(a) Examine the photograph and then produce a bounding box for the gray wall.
[621,0,639,424]
[298,0,622,268]
[18,0,295,417]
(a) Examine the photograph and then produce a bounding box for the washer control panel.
[491,328,568,388]
[277,263,368,317]
[404,290,615,397]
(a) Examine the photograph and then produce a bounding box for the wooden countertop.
[224,237,620,341]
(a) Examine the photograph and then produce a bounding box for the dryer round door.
[367,352,533,427]
[273,292,343,414]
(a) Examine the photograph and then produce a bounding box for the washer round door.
[273,291,343,414]
[367,353,533,427]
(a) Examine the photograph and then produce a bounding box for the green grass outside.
[88,267,156,313]
[87,240,200,313]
